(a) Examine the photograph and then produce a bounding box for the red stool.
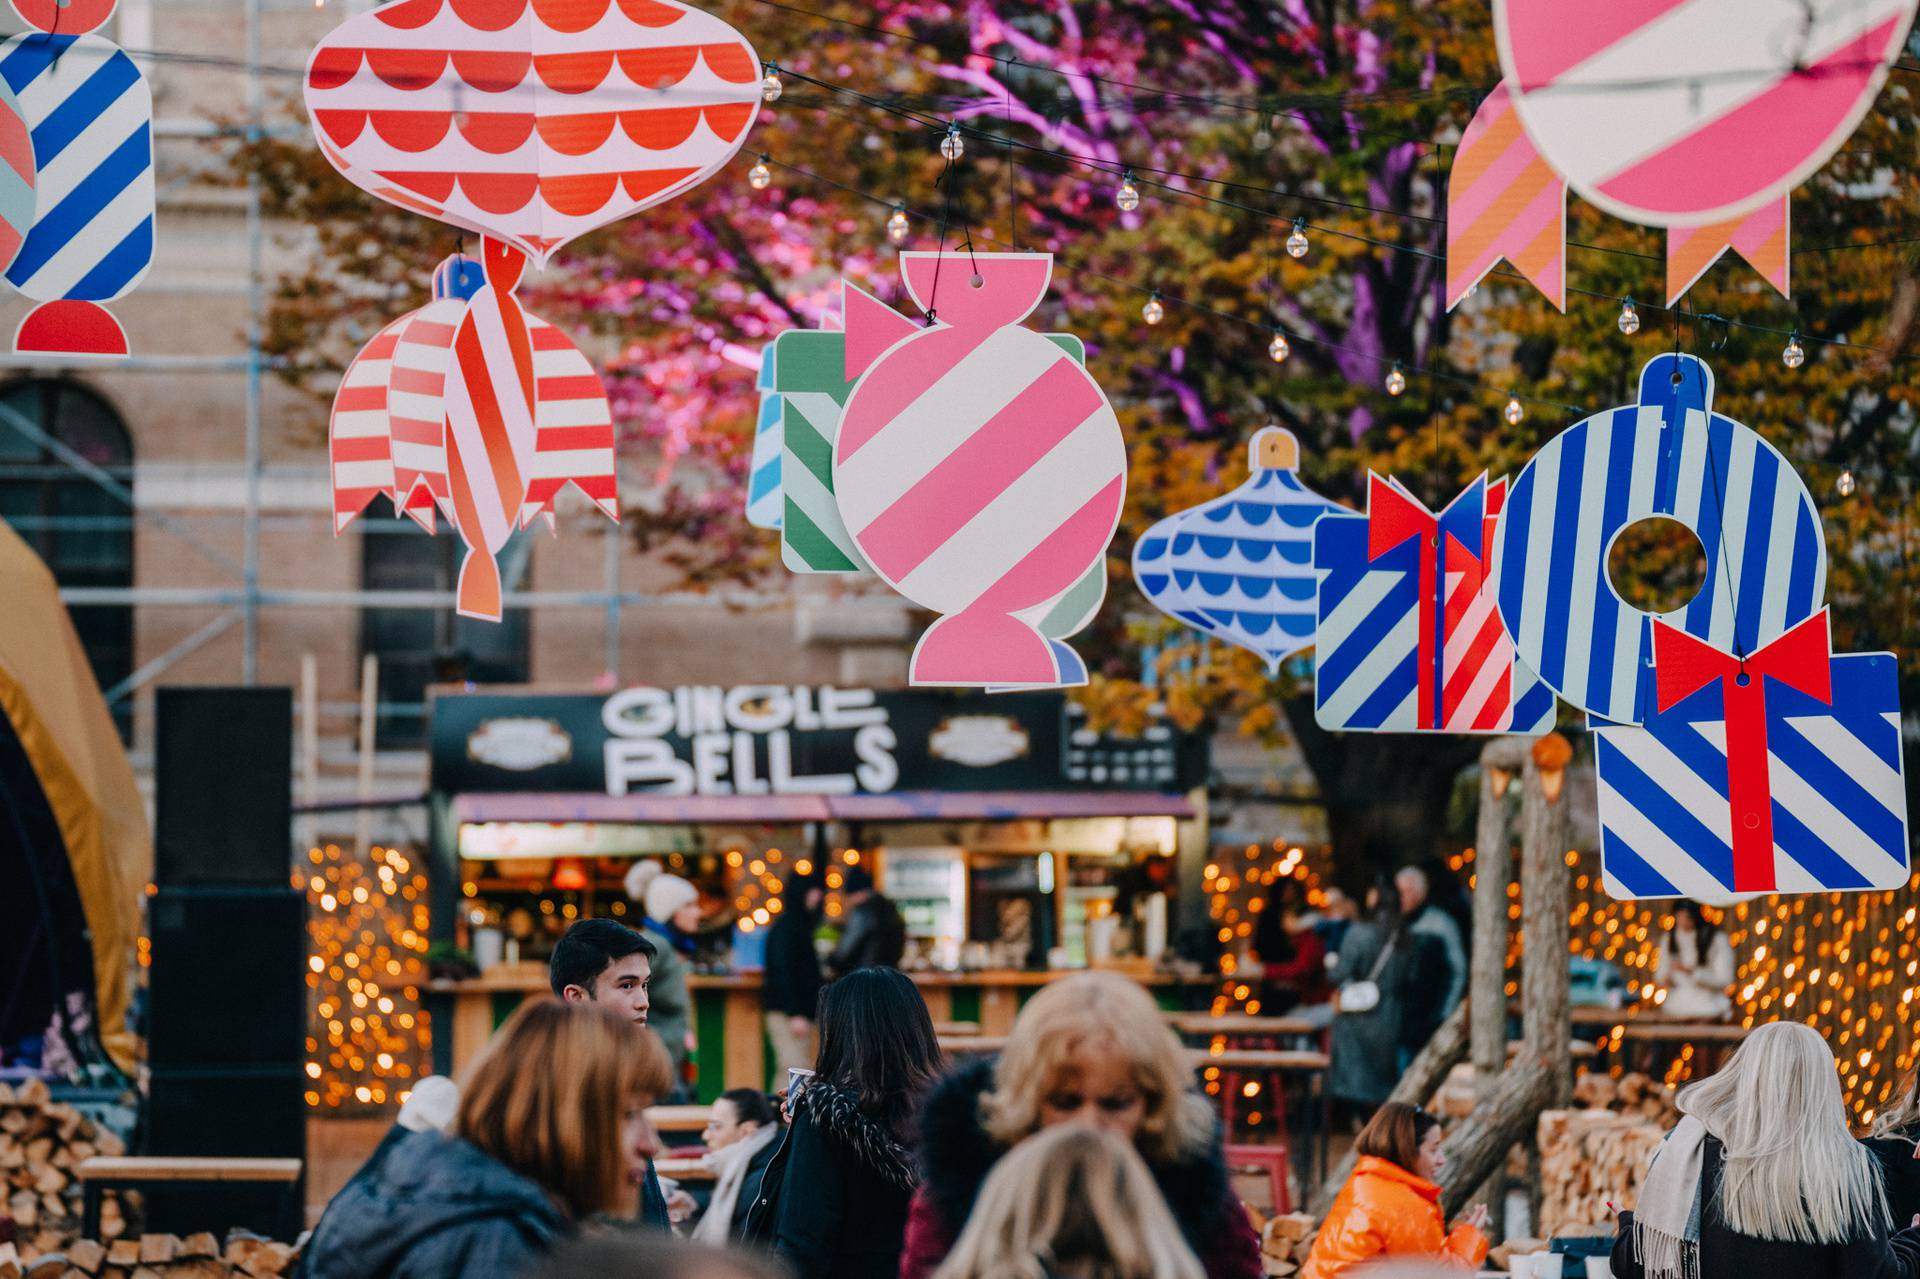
[1225,1141,1293,1214]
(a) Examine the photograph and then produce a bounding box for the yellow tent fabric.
[0,520,149,1074]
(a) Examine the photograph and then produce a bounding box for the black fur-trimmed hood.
[918,1057,1234,1243]
[793,1078,920,1192]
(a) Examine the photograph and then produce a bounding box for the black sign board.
[430,686,1206,797]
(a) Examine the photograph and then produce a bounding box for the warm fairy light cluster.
[729,846,863,932]
[1200,841,1325,1129]
[1461,845,1920,1125]
[302,844,431,1112]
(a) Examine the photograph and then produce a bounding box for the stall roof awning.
[452,790,1194,826]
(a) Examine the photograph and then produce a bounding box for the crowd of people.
[295,863,1906,1279]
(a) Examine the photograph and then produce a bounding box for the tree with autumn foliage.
[242,0,1920,874]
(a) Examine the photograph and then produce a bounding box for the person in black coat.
[1867,1069,1920,1225]
[827,867,906,975]
[301,1001,675,1279]
[744,967,942,1279]
[1610,1022,1920,1279]
[762,870,825,1086]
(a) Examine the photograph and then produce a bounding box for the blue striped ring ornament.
[1590,646,1909,901]
[1132,426,1343,674]
[1492,354,1826,727]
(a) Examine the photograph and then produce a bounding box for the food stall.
[423,684,1215,1095]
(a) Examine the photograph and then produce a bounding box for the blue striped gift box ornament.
[0,23,154,357]
[1592,618,1909,901]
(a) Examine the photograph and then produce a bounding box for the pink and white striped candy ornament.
[832,252,1126,689]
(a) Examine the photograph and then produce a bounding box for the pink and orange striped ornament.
[1448,0,1912,309]
[328,246,617,620]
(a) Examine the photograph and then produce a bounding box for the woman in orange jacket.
[1303,1103,1490,1279]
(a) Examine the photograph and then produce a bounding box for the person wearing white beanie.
[626,861,701,1097]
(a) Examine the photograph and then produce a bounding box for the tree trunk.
[1283,695,1484,882]
[1437,1052,1558,1217]
[1308,1000,1471,1215]
[1470,736,1529,1234]
[1521,741,1574,1110]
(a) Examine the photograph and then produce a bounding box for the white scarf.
[1632,1115,1708,1279]
[689,1124,780,1244]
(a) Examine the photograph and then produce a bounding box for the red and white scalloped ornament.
[304,0,762,265]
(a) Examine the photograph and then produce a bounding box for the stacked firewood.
[1537,1107,1666,1239]
[1,1079,124,1250]
[0,1231,298,1279]
[1572,1070,1681,1130]
[1256,1211,1318,1278]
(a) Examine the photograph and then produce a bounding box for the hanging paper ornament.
[1448,0,1914,307]
[329,248,617,619]
[1592,610,1909,899]
[743,342,783,529]
[1491,354,1826,728]
[831,252,1126,689]
[1314,473,1556,734]
[0,0,155,357]
[303,0,763,266]
[1131,426,1344,674]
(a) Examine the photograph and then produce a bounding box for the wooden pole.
[354,652,378,860]
[1520,735,1574,1111]
[298,652,319,856]
[1470,736,1528,1234]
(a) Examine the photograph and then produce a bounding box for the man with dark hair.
[549,917,670,1229]
[826,866,906,976]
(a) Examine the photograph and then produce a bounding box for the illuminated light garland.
[302,844,431,1112]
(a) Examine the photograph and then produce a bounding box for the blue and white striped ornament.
[1492,353,1826,726]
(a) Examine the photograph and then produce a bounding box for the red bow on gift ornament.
[1367,475,1503,731]
[1651,609,1835,893]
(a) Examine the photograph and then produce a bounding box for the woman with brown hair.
[1302,1102,1488,1279]
[300,999,674,1279]
[900,971,1260,1279]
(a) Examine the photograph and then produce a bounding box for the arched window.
[0,380,134,740]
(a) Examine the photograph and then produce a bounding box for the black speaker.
[144,1066,308,1239]
[145,885,308,1238]
[148,887,306,1067]
[155,688,293,887]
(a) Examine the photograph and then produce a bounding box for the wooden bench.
[76,1157,303,1238]
[1165,1012,1323,1039]
[931,1021,983,1038]
[938,1035,1010,1057]
[647,1105,713,1133]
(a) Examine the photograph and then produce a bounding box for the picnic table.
[647,1104,712,1133]
[1164,1012,1324,1039]
[77,1157,302,1239]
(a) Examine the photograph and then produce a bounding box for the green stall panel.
[693,987,729,1104]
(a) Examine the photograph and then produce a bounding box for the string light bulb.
[1142,291,1165,325]
[1618,298,1641,335]
[1285,218,1309,259]
[1385,363,1406,396]
[1268,330,1290,363]
[940,124,964,161]
[747,156,771,190]
[1505,396,1525,426]
[760,64,783,102]
[885,205,910,244]
[1115,171,1140,213]
[1783,331,1805,369]
[1837,468,1857,498]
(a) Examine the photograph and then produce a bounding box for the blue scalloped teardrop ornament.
[1130,426,1346,673]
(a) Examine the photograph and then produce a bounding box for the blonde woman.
[901,972,1260,1279]
[1612,1021,1920,1279]
[932,1125,1207,1279]
[302,1000,674,1279]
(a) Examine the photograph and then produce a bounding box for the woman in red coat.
[899,972,1261,1279]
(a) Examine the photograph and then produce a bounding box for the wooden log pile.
[0,1231,298,1279]
[0,1081,299,1279]
[1537,1107,1666,1239]
[1572,1070,1680,1130]
[0,1079,124,1249]
[1257,1211,1318,1278]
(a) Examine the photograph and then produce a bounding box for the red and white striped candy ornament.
[443,237,538,620]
